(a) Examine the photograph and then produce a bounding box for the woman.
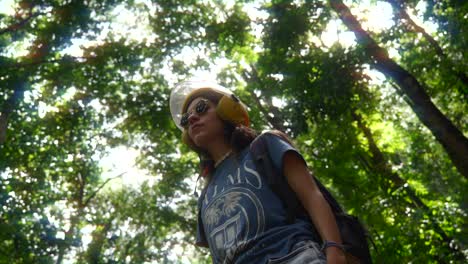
[170,80,346,264]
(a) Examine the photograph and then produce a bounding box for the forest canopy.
[0,0,466,263]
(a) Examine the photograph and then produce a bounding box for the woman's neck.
[206,140,232,164]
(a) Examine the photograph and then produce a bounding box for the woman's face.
[185,97,225,149]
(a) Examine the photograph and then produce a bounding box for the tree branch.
[0,8,41,35]
[386,0,468,86]
[241,67,286,131]
[83,172,126,208]
[8,57,86,69]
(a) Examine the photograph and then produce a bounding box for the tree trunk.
[353,112,465,261]
[0,82,26,144]
[86,219,113,263]
[329,0,468,179]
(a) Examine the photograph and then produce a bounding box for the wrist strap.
[321,240,345,253]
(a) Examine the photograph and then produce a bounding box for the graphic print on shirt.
[204,185,265,261]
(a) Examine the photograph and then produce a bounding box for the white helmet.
[169,79,249,130]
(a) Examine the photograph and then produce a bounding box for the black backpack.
[250,132,373,264]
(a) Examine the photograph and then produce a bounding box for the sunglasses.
[180,99,210,128]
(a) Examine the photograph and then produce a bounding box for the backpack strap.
[250,132,302,224]
[313,176,344,213]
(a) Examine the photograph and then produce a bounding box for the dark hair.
[223,122,258,153]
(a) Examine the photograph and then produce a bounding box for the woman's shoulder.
[249,130,298,160]
[254,130,294,146]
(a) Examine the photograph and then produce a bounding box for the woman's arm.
[283,151,346,264]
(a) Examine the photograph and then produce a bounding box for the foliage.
[0,0,466,263]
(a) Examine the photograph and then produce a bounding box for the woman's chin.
[192,134,209,148]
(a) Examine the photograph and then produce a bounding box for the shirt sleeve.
[264,133,307,174]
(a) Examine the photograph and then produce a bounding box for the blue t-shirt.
[196,134,320,264]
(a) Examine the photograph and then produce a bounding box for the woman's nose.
[188,112,200,124]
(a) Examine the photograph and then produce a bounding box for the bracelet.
[320,240,345,254]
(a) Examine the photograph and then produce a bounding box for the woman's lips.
[190,123,203,133]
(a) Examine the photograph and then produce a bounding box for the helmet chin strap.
[193,174,201,197]
[214,150,232,168]
[193,148,232,197]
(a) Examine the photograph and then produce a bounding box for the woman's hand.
[325,247,347,264]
